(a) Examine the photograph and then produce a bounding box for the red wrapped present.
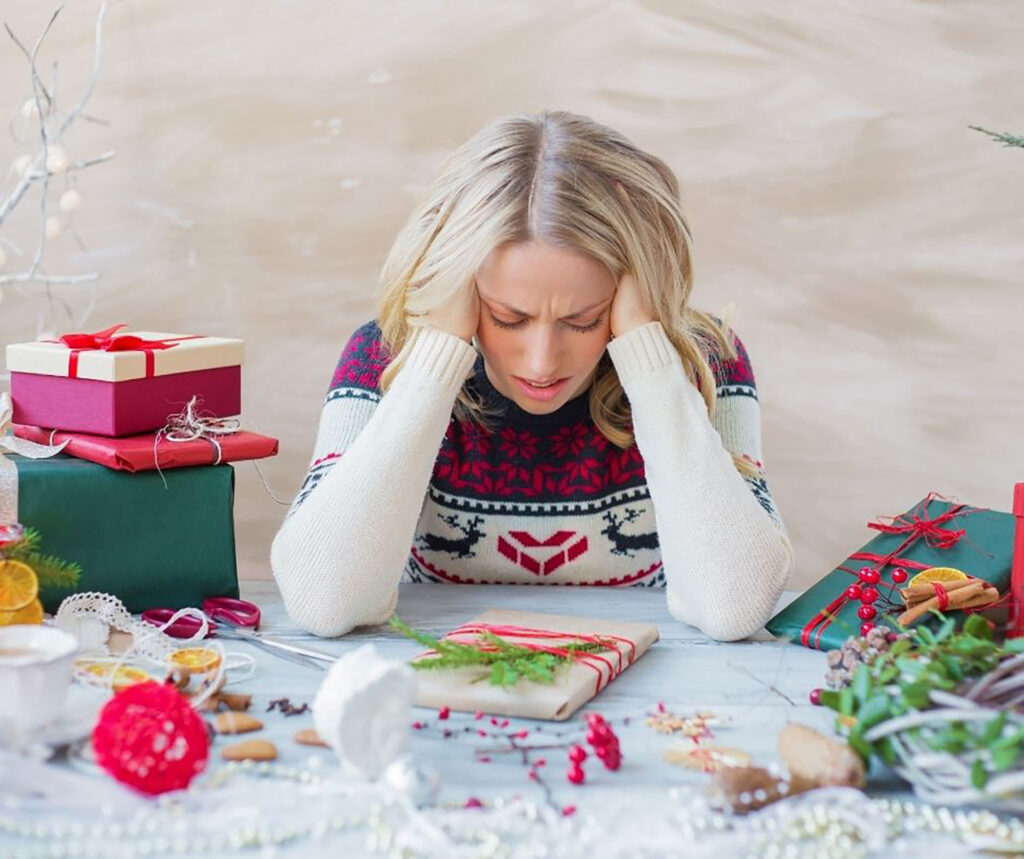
[12,423,278,473]
[6,324,243,437]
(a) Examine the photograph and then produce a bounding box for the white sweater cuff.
[606,321,680,385]
[404,326,478,389]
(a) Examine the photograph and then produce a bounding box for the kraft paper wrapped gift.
[0,451,238,612]
[766,494,1016,651]
[410,609,660,721]
[7,325,243,437]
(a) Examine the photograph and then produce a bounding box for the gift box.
[410,609,659,721]
[6,325,243,437]
[766,494,1016,651]
[11,423,278,473]
[3,452,238,612]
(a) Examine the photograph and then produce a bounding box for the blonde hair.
[377,109,759,479]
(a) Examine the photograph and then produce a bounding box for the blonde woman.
[271,110,794,640]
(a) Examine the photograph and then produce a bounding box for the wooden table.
[240,580,897,793]
[4,581,934,858]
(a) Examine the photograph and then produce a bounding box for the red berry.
[585,729,604,747]
[567,765,585,785]
[860,622,875,636]
[438,706,450,720]
[568,745,587,764]
[809,687,823,706]
[474,711,484,720]
[604,754,621,771]
[465,797,484,808]
[845,585,863,600]
[857,604,877,621]
[586,713,606,728]
[858,568,880,585]
[562,805,577,817]
[859,587,879,604]
[890,568,908,584]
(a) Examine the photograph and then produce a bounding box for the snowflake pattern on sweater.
[293,320,781,588]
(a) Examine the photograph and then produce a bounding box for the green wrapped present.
[767,494,1015,651]
[3,452,238,612]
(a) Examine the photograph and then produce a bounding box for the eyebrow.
[482,296,611,321]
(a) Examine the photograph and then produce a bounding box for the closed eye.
[490,313,603,334]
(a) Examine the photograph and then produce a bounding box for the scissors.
[141,597,335,671]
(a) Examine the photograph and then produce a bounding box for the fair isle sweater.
[270,320,794,641]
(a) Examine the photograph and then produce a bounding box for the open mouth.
[513,376,570,401]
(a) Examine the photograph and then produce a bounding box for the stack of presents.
[1,325,278,612]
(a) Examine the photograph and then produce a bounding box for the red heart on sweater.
[496,530,589,576]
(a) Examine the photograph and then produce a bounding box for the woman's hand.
[425,280,480,344]
[610,273,655,338]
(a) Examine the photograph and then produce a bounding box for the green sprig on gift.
[819,614,1024,791]
[0,527,81,590]
[388,615,616,688]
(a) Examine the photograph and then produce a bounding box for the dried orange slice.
[168,647,221,675]
[0,560,38,611]
[908,567,968,590]
[76,661,152,692]
[0,598,44,626]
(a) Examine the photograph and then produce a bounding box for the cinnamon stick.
[900,577,977,605]
[897,581,998,626]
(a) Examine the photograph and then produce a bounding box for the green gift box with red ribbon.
[767,494,1017,651]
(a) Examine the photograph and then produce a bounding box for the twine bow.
[152,396,240,486]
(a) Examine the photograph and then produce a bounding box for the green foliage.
[0,527,81,590]
[969,125,1024,149]
[820,615,1024,794]
[389,615,618,688]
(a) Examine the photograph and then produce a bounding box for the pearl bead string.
[3,761,1024,858]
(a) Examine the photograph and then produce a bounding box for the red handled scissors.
[141,597,334,670]
[141,597,261,639]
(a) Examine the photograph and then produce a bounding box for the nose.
[522,325,562,381]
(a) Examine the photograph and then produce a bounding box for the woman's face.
[474,240,617,414]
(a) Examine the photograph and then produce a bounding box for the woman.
[271,109,794,640]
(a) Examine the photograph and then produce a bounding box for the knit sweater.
[270,320,794,641]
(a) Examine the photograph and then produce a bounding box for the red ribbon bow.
[866,505,966,550]
[54,324,195,378]
[800,493,977,649]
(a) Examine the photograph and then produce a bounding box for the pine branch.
[0,527,81,589]
[24,552,80,589]
[969,125,1024,149]
[389,615,617,688]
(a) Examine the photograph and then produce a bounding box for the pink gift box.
[6,327,244,437]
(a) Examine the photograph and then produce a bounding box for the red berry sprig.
[565,713,624,784]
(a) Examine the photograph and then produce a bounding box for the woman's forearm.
[270,327,477,637]
[608,322,794,641]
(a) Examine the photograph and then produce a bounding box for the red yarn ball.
[92,681,209,796]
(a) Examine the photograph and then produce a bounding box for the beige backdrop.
[2,1,1022,589]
